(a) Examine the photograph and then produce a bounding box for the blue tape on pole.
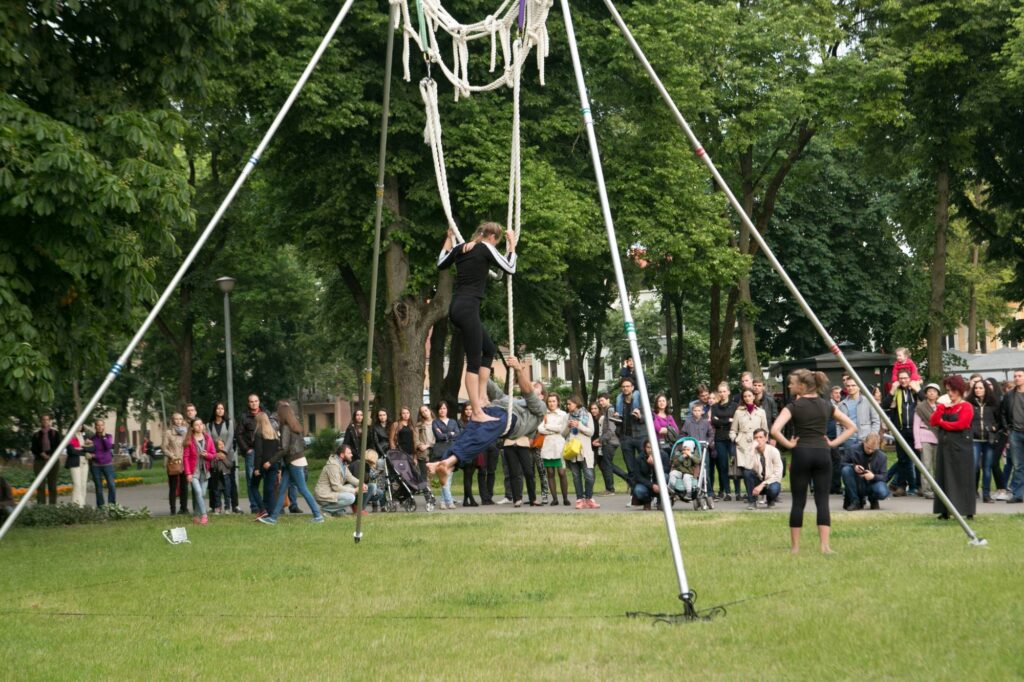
[624,322,635,334]
[248,156,260,167]
[111,363,123,376]
[581,107,590,116]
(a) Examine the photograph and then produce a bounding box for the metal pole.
[159,390,167,433]
[355,1,400,544]
[0,0,359,542]
[223,290,238,499]
[601,0,985,546]
[558,0,696,603]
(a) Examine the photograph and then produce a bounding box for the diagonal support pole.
[355,1,400,544]
[558,0,702,613]
[601,0,985,547]
[0,0,359,543]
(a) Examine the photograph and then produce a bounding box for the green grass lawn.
[1,510,1021,680]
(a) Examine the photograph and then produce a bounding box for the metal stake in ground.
[355,1,400,544]
[0,0,360,543]
[601,0,985,547]
[558,0,708,619]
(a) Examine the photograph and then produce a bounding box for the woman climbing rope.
[437,221,516,423]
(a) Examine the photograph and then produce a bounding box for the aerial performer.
[437,221,517,424]
[428,355,542,486]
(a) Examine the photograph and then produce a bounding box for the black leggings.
[789,446,831,528]
[505,445,536,503]
[167,473,188,512]
[449,294,495,374]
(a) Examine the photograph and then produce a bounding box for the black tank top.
[397,424,414,454]
[438,242,517,299]
[787,396,832,449]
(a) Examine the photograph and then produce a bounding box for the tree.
[0,1,241,418]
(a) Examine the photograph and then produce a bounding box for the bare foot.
[790,547,799,555]
[427,461,450,487]
[821,546,836,555]
[471,411,498,423]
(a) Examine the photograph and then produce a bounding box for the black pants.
[598,443,630,492]
[167,473,188,513]
[230,461,239,510]
[448,294,496,374]
[620,436,644,488]
[463,463,477,501]
[33,458,59,505]
[500,448,512,500]
[479,444,498,502]
[505,445,536,503]
[789,445,831,528]
[830,448,843,494]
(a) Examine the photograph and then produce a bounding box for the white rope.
[420,78,464,244]
[504,37,524,422]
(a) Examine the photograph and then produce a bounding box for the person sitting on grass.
[313,445,364,517]
[631,440,659,511]
[840,432,890,511]
[427,356,545,490]
[748,428,783,509]
[668,440,700,501]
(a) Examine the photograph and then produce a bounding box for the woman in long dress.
[930,375,976,520]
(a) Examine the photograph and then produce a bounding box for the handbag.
[562,437,582,461]
[167,457,184,475]
[530,433,545,449]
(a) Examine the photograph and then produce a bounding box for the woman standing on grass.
[732,388,768,510]
[415,405,435,482]
[564,396,598,509]
[458,403,480,507]
[652,394,679,449]
[208,402,235,514]
[164,413,188,515]
[183,418,216,525]
[710,383,738,501]
[538,394,570,507]
[260,401,324,525]
[771,369,856,554]
[369,409,390,459]
[931,376,976,520]
[252,411,281,519]
[89,419,116,507]
[431,402,460,509]
[343,409,364,459]
[968,379,1003,503]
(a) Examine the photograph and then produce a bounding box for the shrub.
[0,466,72,487]
[307,428,341,459]
[15,503,150,527]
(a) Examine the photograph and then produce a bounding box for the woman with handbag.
[259,401,324,525]
[182,418,217,525]
[163,413,189,515]
[565,396,598,509]
[415,405,435,482]
[538,394,570,506]
[431,402,460,509]
[731,388,769,510]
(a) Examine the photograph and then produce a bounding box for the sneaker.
[746,503,756,511]
[496,498,511,505]
[599,489,616,496]
[892,487,907,497]
[843,504,857,512]
[756,500,768,509]
[200,515,208,525]
[255,510,268,519]
[586,499,601,509]
[310,516,325,523]
[766,501,776,509]
[575,499,585,509]
[541,494,550,504]
[994,490,1009,501]
[722,494,732,502]
[870,500,880,510]
[232,507,243,514]
[257,516,277,525]
[192,516,201,524]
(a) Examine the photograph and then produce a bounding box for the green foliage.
[307,428,341,460]
[0,466,71,488]
[14,502,150,527]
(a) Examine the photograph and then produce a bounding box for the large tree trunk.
[663,295,679,416]
[442,333,464,408]
[565,312,585,401]
[382,176,453,414]
[590,326,603,401]
[736,146,762,378]
[672,294,685,421]
[925,162,950,380]
[967,244,979,353]
[709,283,740,386]
[428,317,448,406]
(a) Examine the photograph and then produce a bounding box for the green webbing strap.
[416,0,428,54]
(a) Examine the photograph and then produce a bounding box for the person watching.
[840,433,890,511]
[313,444,363,516]
[748,428,783,508]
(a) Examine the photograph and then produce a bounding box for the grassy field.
[1,510,1021,680]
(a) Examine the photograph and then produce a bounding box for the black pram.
[383,449,436,512]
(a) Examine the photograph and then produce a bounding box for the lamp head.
[215,276,236,294]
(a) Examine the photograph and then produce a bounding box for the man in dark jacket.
[1001,369,1024,504]
[881,369,920,496]
[840,433,890,510]
[235,394,265,514]
[30,414,61,505]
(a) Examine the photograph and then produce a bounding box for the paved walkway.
[104,482,1024,517]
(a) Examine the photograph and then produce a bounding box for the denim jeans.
[256,461,279,513]
[633,482,653,505]
[90,463,116,507]
[190,475,208,516]
[711,440,735,496]
[567,461,594,500]
[244,450,260,512]
[213,469,235,510]
[973,441,999,496]
[320,491,356,515]
[270,463,321,520]
[620,436,645,488]
[841,465,890,507]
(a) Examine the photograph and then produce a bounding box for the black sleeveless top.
[786,396,833,449]
[437,241,517,299]
[396,424,414,455]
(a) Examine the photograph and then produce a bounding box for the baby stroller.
[382,449,436,512]
[666,437,713,511]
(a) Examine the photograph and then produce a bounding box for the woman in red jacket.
[930,375,976,520]
[183,419,217,525]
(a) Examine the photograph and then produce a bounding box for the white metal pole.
[0,0,359,542]
[601,0,985,546]
[558,0,695,602]
[355,1,401,543]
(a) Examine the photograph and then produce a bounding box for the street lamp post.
[216,276,237,496]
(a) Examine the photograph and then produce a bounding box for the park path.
[105,482,1023,517]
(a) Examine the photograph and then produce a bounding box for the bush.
[0,466,72,487]
[15,503,150,527]
[306,428,341,459]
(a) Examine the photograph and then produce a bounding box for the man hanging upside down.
[428,356,545,487]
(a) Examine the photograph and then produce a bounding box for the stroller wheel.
[704,496,714,511]
[693,497,701,511]
[401,498,417,512]
[425,500,436,512]
[386,500,399,513]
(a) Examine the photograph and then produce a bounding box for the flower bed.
[11,476,144,500]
